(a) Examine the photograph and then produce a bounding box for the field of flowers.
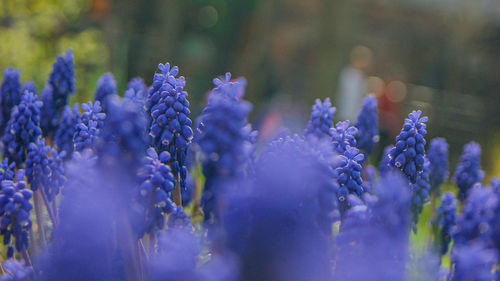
[0,49,497,281]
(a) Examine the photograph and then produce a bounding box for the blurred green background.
[0,0,499,177]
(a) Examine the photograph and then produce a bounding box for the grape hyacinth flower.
[431,192,457,256]
[197,90,252,225]
[453,142,485,201]
[148,63,194,193]
[127,77,147,97]
[2,92,43,165]
[0,67,21,133]
[0,259,33,281]
[427,138,449,195]
[304,98,335,140]
[73,101,106,152]
[54,104,80,156]
[96,96,148,173]
[22,80,37,96]
[335,173,411,281]
[452,242,497,281]
[331,120,357,155]
[211,72,246,100]
[135,147,176,238]
[452,186,497,247]
[40,85,56,137]
[0,170,32,258]
[389,110,428,184]
[336,146,364,212]
[94,73,117,110]
[409,160,431,231]
[48,49,75,113]
[25,139,51,192]
[354,95,379,156]
[0,159,15,182]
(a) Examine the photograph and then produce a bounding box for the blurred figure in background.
[337,46,373,121]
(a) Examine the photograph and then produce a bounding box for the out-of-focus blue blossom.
[126,77,147,97]
[2,92,43,165]
[93,73,117,110]
[304,98,335,140]
[331,120,357,154]
[428,138,449,195]
[452,186,497,247]
[389,110,428,184]
[0,170,32,258]
[432,192,457,256]
[491,177,500,195]
[22,81,37,96]
[54,104,80,156]
[73,101,105,152]
[96,96,148,172]
[452,241,497,281]
[148,63,193,190]
[40,85,56,137]
[222,137,334,281]
[0,259,33,281]
[453,142,485,201]
[48,49,75,113]
[148,209,198,281]
[197,90,252,225]
[335,172,411,281]
[378,145,394,176]
[47,148,66,201]
[354,95,379,156]
[38,160,126,281]
[409,160,431,231]
[0,67,21,133]
[135,147,175,238]
[362,164,376,194]
[336,146,364,212]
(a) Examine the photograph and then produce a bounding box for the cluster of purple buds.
[0,67,21,133]
[453,142,485,201]
[2,92,43,165]
[94,73,117,111]
[336,146,364,210]
[304,98,335,140]
[0,170,32,258]
[48,49,75,112]
[127,77,147,98]
[136,148,176,237]
[354,95,379,156]
[73,101,106,152]
[22,81,37,96]
[409,160,431,231]
[331,120,357,155]
[432,192,457,256]
[427,138,449,195]
[54,104,80,156]
[389,110,428,184]
[148,63,193,190]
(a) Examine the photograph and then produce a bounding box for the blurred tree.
[0,0,110,102]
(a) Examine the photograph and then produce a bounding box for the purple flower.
[452,241,497,281]
[354,95,379,156]
[148,63,193,190]
[2,92,43,165]
[304,98,335,140]
[409,159,431,231]
[453,142,485,201]
[54,104,80,156]
[431,192,457,255]
[93,73,117,110]
[0,67,21,133]
[389,110,428,184]
[22,80,37,96]
[0,259,32,281]
[0,170,32,258]
[428,138,449,195]
[73,101,106,152]
[331,120,357,155]
[48,49,75,113]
